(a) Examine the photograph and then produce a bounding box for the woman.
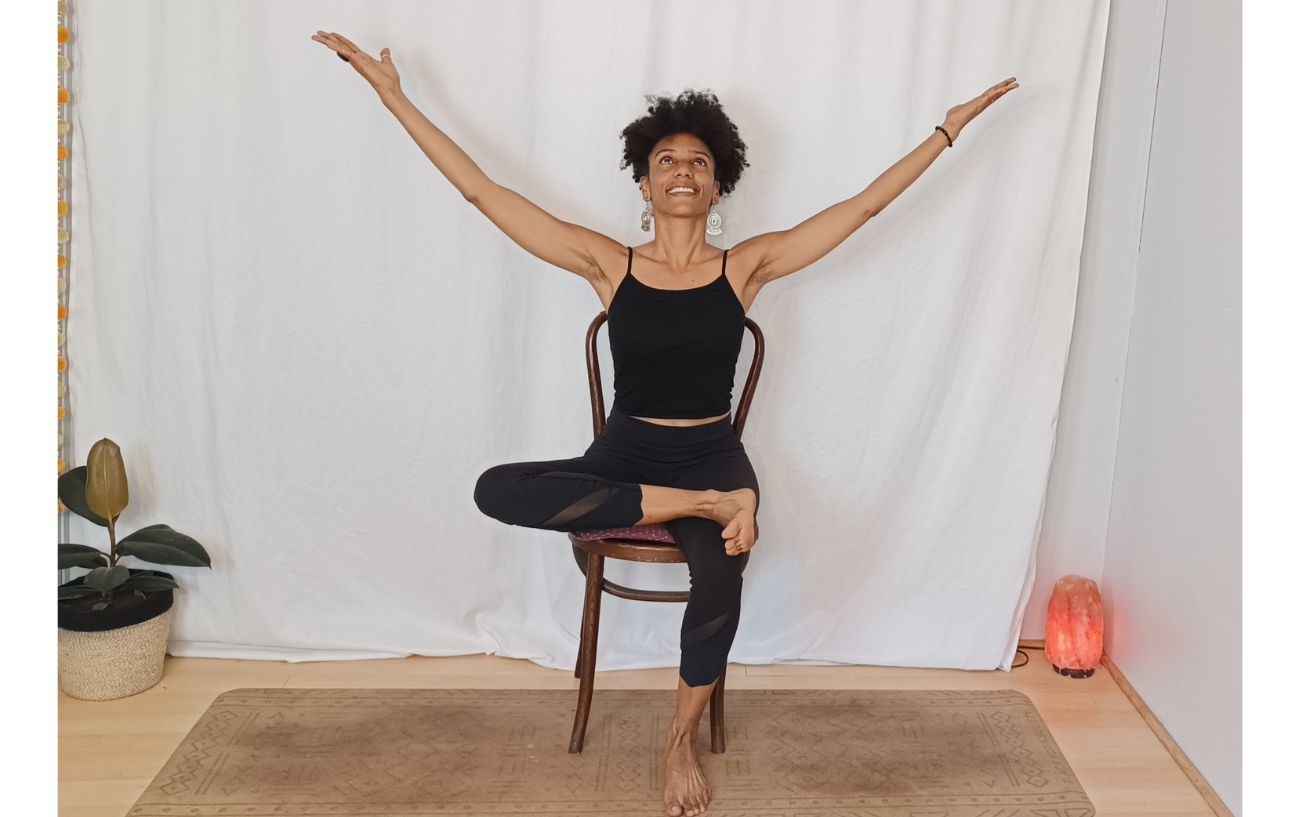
[311,30,1016,817]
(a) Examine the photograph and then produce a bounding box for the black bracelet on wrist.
[935,125,954,147]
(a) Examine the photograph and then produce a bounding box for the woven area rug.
[126,687,1094,816]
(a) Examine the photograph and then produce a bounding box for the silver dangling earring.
[641,200,653,232]
[706,203,723,236]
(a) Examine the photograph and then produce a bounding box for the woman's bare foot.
[709,488,758,555]
[663,719,712,816]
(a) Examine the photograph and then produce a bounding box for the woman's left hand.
[942,77,1019,140]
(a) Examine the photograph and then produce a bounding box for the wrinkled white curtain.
[65,0,1107,672]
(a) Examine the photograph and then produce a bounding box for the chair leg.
[569,550,604,754]
[572,541,590,678]
[574,608,587,678]
[708,664,727,754]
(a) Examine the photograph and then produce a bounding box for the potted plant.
[57,438,211,700]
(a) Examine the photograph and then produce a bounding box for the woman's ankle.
[639,485,722,525]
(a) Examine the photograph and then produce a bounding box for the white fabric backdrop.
[64,0,1108,672]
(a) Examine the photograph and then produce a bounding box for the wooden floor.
[59,648,1217,817]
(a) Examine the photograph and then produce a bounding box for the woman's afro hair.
[619,88,750,198]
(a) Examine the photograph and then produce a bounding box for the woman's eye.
[658,155,706,166]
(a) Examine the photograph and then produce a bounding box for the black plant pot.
[57,569,175,632]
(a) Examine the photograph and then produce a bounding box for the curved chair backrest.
[582,312,765,440]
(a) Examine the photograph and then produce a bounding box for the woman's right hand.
[311,31,401,99]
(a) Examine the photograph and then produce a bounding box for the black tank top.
[607,245,745,419]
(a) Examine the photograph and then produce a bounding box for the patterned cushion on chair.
[571,523,677,543]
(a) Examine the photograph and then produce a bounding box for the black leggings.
[473,402,761,687]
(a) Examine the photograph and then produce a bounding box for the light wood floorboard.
[58,649,1217,817]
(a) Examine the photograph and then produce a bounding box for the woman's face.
[640,132,720,216]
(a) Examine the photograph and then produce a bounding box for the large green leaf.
[85,439,129,522]
[122,573,179,592]
[57,467,109,527]
[119,524,211,567]
[82,565,129,593]
[58,585,102,600]
[58,543,109,570]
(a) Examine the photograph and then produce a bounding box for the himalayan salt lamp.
[1044,574,1103,678]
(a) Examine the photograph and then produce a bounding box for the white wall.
[1036,0,1241,813]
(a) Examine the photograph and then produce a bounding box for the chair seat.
[571,523,677,543]
[572,518,761,545]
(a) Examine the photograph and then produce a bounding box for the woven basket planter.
[58,569,175,701]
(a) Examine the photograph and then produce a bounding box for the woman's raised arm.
[310,32,620,282]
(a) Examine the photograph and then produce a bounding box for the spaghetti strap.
[721,248,728,276]
[626,245,633,274]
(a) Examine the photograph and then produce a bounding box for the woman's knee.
[684,546,747,593]
[473,463,518,521]
[690,564,744,599]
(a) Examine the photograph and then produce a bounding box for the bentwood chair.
[565,310,765,754]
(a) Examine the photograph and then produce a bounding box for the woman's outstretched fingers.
[312,31,362,60]
[312,32,400,96]
[311,32,349,59]
[329,31,367,57]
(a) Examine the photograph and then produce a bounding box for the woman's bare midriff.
[630,411,731,427]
